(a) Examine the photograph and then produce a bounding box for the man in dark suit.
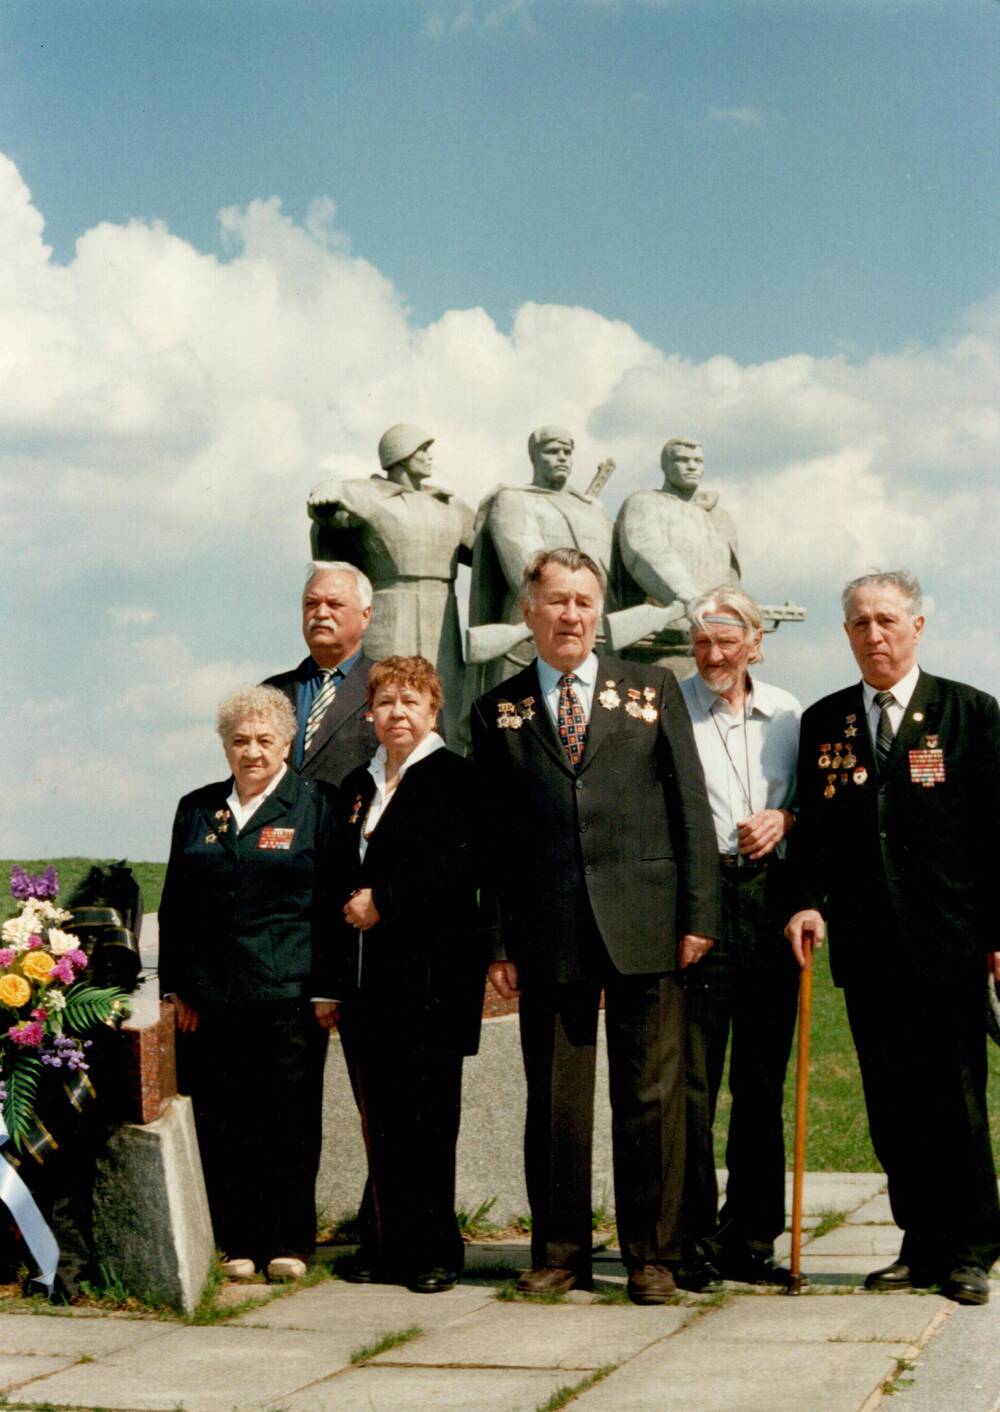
[470,547,720,1304]
[263,561,377,786]
[786,570,1000,1305]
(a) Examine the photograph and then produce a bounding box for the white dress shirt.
[535,652,599,728]
[861,663,920,749]
[226,763,288,832]
[680,674,801,855]
[359,731,446,859]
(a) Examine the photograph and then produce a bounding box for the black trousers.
[339,1002,466,1277]
[519,967,686,1276]
[187,999,328,1268]
[681,862,799,1256]
[844,953,1000,1275]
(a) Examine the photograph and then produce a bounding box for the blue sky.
[1,0,998,859]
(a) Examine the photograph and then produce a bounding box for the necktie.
[304,670,337,753]
[874,689,895,769]
[557,674,587,769]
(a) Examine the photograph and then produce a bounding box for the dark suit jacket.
[328,748,490,1056]
[470,655,721,985]
[158,767,341,1007]
[790,670,1000,985]
[263,654,377,787]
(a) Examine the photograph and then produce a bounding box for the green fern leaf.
[61,984,130,1035]
[2,1053,41,1151]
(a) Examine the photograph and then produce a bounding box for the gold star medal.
[625,687,642,719]
[520,696,536,721]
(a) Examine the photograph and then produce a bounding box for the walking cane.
[788,937,814,1294]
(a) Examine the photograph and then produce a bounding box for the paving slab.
[571,1340,908,1412]
[373,1300,688,1369]
[283,1365,574,1412]
[11,1324,358,1412]
[802,1225,902,1257]
[845,1192,895,1225]
[0,1311,174,1357]
[897,1288,1000,1412]
[0,1353,80,1393]
[798,1254,881,1281]
[681,1291,949,1344]
[231,1280,493,1333]
[783,1174,886,1212]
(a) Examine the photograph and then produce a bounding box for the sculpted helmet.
[378,423,434,470]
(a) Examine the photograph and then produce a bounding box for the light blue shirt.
[535,653,599,728]
[680,672,801,855]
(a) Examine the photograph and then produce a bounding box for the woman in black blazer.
[158,684,340,1284]
[329,656,489,1293]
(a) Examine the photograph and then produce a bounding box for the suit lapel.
[578,656,622,770]
[505,663,574,776]
[883,670,940,779]
[305,656,369,762]
[237,767,299,841]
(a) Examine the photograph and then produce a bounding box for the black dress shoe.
[863,1260,934,1292]
[941,1265,990,1306]
[339,1252,383,1284]
[719,1248,794,1288]
[674,1258,723,1293]
[409,1266,459,1294]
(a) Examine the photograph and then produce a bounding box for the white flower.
[2,915,34,949]
[47,929,79,956]
[45,990,66,1011]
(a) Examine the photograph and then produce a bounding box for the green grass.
[0,858,167,923]
[712,942,1000,1169]
[535,1365,617,1411]
[349,1324,421,1364]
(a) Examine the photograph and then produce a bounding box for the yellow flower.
[0,973,31,1008]
[21,952,55,982]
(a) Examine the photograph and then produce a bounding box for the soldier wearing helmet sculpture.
[308,425,475,742]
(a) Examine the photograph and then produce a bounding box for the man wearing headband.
[677,588,801,1291]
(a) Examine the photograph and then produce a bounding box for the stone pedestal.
[92,1095,214,1313]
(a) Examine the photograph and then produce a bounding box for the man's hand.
[737,808,793,860]
[172,996,200,1033]
[313,1001,340,1032]
[989,951,1000,983]
[344,888,380,931]
[785,909,826,967]
[678,934,714,969]
[488,960,520,999]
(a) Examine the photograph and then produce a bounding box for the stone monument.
[308,423,475,741]
[462,426,614,722]
[608,437,740,677]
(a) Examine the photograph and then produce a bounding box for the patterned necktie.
[874,689,895,769]
[303,670,338,753]
[557,673,587,769]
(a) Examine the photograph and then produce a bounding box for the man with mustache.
[263,561,377,787]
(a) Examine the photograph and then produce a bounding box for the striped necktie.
[874,689,895,770]
[304,670,338,753]
[557,674,587,769]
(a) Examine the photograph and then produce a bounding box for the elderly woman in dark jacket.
[159,684,339,1284]
[325,655,489,1294]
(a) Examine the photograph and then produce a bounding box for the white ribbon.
[0,1110,59,1296]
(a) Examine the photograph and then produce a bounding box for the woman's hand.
[313,1001,340,1032]
[344,888,381,931]
[172,995,200,1033]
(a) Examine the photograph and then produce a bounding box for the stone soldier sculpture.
[609,438,740,678]
[460,426,613,739]
[308,424,475,741]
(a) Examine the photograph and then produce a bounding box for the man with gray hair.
[787,570,1000,1305]
[263,561,378,787]
[677,587,801,1290]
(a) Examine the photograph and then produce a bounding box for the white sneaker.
[220,1257,256,1280]
[267,1256,307,1282]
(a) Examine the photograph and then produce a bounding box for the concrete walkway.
[0,1174,996,1412]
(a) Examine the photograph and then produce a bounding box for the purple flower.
[26,934,43,951]
[67,949,89,971]
[50,958,75,985]
[0,949,14,969]
[9,865,59,902]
